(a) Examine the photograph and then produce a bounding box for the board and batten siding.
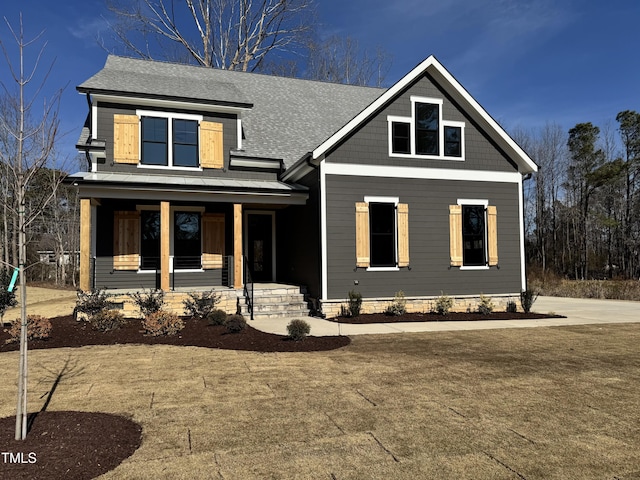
[324,73,518,173]
[324,175,522,300]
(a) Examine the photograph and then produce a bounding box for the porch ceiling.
[68,171,308,205]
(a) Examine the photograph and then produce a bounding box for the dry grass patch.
[2,324,640,479]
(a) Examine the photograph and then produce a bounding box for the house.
[69,54,537,318]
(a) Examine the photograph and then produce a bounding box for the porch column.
[79,198,91,291]
[233,203,243,289]
[160,201,170,291]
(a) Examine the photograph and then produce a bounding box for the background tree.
[0,14,65,440]
[105,0,315,71]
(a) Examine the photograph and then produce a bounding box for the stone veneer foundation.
[319,294,521,319]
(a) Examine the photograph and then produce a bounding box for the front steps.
[239,284,310,320]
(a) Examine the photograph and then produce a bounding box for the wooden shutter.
[200,121,224,169]
[487,205,498,266]
[113,115,139,164]
[397,203,410,267]
[449,205,463,267]
[355,202,370,268]
[113,211,140,270]
[202,213,225,269]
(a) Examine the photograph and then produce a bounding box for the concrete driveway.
[251,296,640,336]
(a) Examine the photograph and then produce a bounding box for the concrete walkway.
[250,296,640,336]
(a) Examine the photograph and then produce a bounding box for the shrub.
[433,293,453,315]
[183,289,221,319]
[142,310,184,336]
[520,289,539,313]
[90,309,127,332]
[385,291,407,316]
[225,314,247,333]
[506,299,518,313]
[0,269,18,323]
[207,309,228,326]
[287,319,311,341]
[75,289,114,319]
[477,294,494,315]
[5,315,52,344]
[346,290,362,317]
[131,289,165,317]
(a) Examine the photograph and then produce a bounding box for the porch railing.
[243,255,254,320]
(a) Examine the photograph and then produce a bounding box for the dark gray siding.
[325,175,522,299]
[276,168,321,297]
[325,73,518,173]
[94,102,278,181]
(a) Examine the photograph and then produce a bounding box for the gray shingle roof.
[79,55,385,168]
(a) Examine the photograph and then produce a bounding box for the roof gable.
[312,55,537,174]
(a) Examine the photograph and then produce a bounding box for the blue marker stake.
[8,268,18,292]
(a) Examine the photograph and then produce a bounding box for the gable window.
[387,96,465,160]
[355,197,409,270]
[391,122,411,154]
[444,125,462,157]
[174,211,201,269]
[415,102,439,155]
[449,200,498,269]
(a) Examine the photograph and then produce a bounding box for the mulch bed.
[0,315,350,353]
[0,411,142,480]
[330,311,565,324]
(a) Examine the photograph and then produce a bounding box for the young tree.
[105,0,315,71]
[0,14,64,440]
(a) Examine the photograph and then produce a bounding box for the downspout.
[522,172,533,291]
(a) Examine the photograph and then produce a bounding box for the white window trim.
[457,198,489,269]
[387,96,465,161]
[136,110,204,170]
[363,196,400,271]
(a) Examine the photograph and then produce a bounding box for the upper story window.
[140,112,201,168]
[141,117,168,166]
[113,111,223,170]
[388,96,465,160]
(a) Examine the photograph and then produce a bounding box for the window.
[355,199,409,270]
[462,205,486,266]
[369,203,396,267]
[172,119,199,167]
[415,102,439,155]
[449,201,498,268]
[391,122,411,154]
[174,212,201,269]
[140,211,160,270]
[444,126,462,157]
[141,117,168,166]
[388,96,465,159]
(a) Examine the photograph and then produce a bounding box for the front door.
[247,213,274,282]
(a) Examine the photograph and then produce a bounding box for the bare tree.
[0,14,64,440]
[105,0,315,71]
[304,34,391,87]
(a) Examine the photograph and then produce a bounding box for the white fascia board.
[312,55,538,175]
[92,93,250,115]
[322,162,522,184]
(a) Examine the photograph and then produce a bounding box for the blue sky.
[1,0,639,166]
